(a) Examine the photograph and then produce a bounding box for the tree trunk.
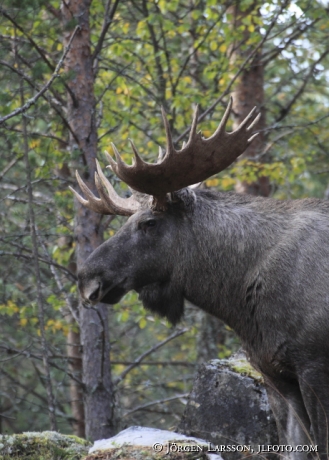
[228,2,270,197]
[67,325,85,437]
[196,313,227,362]
[61,0,116,441]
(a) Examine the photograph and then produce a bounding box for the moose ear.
[170,187,197,209]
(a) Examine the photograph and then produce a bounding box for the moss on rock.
[85,443,208,460]
[221,352,263,382]
[227,358,263,382]
[0,431,91,460]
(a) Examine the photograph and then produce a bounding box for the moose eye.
[140,219,157,231]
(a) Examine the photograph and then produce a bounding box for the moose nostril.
[89,285,100,302]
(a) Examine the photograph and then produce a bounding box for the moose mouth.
[92,278,128,305]
[102,286,127,304]
[102,279,157,305]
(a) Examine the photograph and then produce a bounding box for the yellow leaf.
[116,87,123,94]
[203,130,212,137]
[219,44,227,53]
[221,177,235,189]
[206,178,219,187]
[183,76,192,84]
[121,310,129,322]
[139,318,147,329]
[57,43,63,51]
[210,41,217,51]
[123,22,130,34]
[29,139,40,149]
[56,321,63,330]
[122,153,132,162]
[20,318,28,327]
[1,300,20,315]
[165,88,172,99]
[248,24,255,33]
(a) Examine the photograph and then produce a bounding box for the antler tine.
[70,166,140,216]
[161,106,175,159]
[158,146,165,162]
[69,184,89,207]
[209,96,233,140]
[108,143,129,177]
[95,159,121,205]
[104,149,117,171]
[246,112,261,133]
[69,171,114,215]
[247,131,259,144]
[233,105,258,133]
[95,159,141,216]
[187,105,200,144]
[128,139,147,167]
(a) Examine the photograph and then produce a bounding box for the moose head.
[70,98,260,324]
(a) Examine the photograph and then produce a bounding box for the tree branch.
[45,2,61,19]
[37,231,80,326]
[0,155,23,180]
[115,327,189,384]
[0,7,55,70]
[275,49,329,124]
[19,58,58,428]
[1,125,68,146]
[92,0,121,67]
[124,393,189,417]
[0,250,77,282]
[0,345,84,387]
[0,7,78,105]
[0,59,79,143]
[174,0,289,144]
[0,25,80,126]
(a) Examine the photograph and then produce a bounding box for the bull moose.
[70,98,329,459]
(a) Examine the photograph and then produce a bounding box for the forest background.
[0,0,329,442]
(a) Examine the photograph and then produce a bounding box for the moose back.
[71,99,329,459]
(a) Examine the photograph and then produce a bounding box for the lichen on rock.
[0,431,91,460]
[222,352,263,382]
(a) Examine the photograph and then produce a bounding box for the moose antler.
[106,97,259,196]
[71,97,260,214]
[69,160,141,216]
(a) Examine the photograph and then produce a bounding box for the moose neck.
[180,190,289,341]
